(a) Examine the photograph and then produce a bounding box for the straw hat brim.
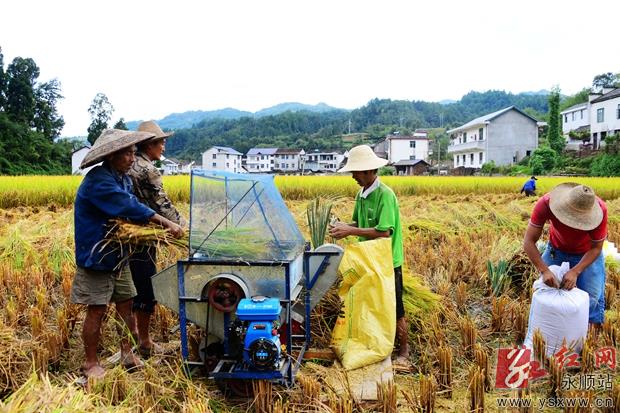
[548,182,604,231]
[147,130,174,139]
[80,130,156,168]
[338,157,388,173]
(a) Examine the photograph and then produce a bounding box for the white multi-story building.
[245,148,278,173]
[589,88,620,149]
[561,103,590,150]
[385,130,430,163]
[447,106,539,168]
[305,151,343,173]
[201,146,243,173]
[274,148,305,172]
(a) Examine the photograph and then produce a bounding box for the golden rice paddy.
[0,176,618,412]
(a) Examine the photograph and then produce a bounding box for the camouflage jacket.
[128,152,186,226]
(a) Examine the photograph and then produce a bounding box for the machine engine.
[232,296,282,370]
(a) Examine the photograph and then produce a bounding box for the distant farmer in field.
[128,120,186,358]
[72,129,184,379]
[523,183,607,326]
[520,176,537,196]
[328,145,410,365]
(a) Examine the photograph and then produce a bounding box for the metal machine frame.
[175,249,338,386]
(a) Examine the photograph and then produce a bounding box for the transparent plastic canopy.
[189,170,306,262]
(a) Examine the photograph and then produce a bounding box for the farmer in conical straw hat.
[128,120,187,359]
[73,129,184,379]
[523,182,608,325]
[328,145,410,366]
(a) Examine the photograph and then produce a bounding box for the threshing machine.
[152,170,343,394]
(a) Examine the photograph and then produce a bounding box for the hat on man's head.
[80,129,155,168]
[531,176,537,180]
[338,145,388,173]
[137,120,174,139]
[548,182,603,231]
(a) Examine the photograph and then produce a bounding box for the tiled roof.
[591,88,620,104]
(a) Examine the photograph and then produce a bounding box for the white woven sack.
[524,262,589,357]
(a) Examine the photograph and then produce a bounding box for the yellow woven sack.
[330,237,396,370]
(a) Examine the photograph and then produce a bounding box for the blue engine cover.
[236,297,282,370]
[236,296,281,321]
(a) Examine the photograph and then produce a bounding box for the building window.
[526,150,531,157]
[597,108,604,123]
[226,154,229,159]
[410,141,416,148]
[226,162,229,168]
[212,162,216,167]
[564,114,568,123]
[463,132,468,142]
[617,104,620,119]
[479,128,484,140]
[470,153,474,164]
[479,152,483,163]
[212,154,216,159]
[581,109,584,119]
[571,112,575,121]
[409,155,416,160]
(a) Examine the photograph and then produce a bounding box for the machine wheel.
[207,278,244,313]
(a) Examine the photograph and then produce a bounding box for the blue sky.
[2,0,619,136]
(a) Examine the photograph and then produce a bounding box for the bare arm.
[523,224,558,288]
[329,222,389,240]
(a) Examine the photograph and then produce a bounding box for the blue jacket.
[74,163,155,271]
[522,179,536,192]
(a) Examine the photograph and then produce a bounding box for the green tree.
[0,47,6,110]
[113,117,128,130]
[547,86,564,154]
[592,72,620,92]
[529,146,557,175]
[481,160,497,176]
[33,79,64,139]
[5,57,39,124]
[87,93,114,144]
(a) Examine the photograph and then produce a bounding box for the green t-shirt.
[351,181,404,268]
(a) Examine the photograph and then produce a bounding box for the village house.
[447,106,539,168]
[393,159,430,175]
[304,151,344,173]
[561,102,590,150]
[274,148,305,172]
[384,130,430,163]
[589,87,620,149]
[245,148,278,173]
[201,146,243,173]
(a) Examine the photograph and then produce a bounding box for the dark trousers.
[129,246,157,313]
[394,266,405,319]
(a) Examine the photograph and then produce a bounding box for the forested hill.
[126,102,342,130]
[164,90,549,161]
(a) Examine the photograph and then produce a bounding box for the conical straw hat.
[137,120,174,139]
[338,145,388,173]
[80,129,155,168]
[548,182,603,231]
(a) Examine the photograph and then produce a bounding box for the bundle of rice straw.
[104,219,189,252]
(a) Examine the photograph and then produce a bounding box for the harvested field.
[0,182,619,411]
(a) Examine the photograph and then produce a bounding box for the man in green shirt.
[329,145,409,364]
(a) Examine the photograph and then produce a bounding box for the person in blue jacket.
[72,129,184,379]
[520,176,537,196]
